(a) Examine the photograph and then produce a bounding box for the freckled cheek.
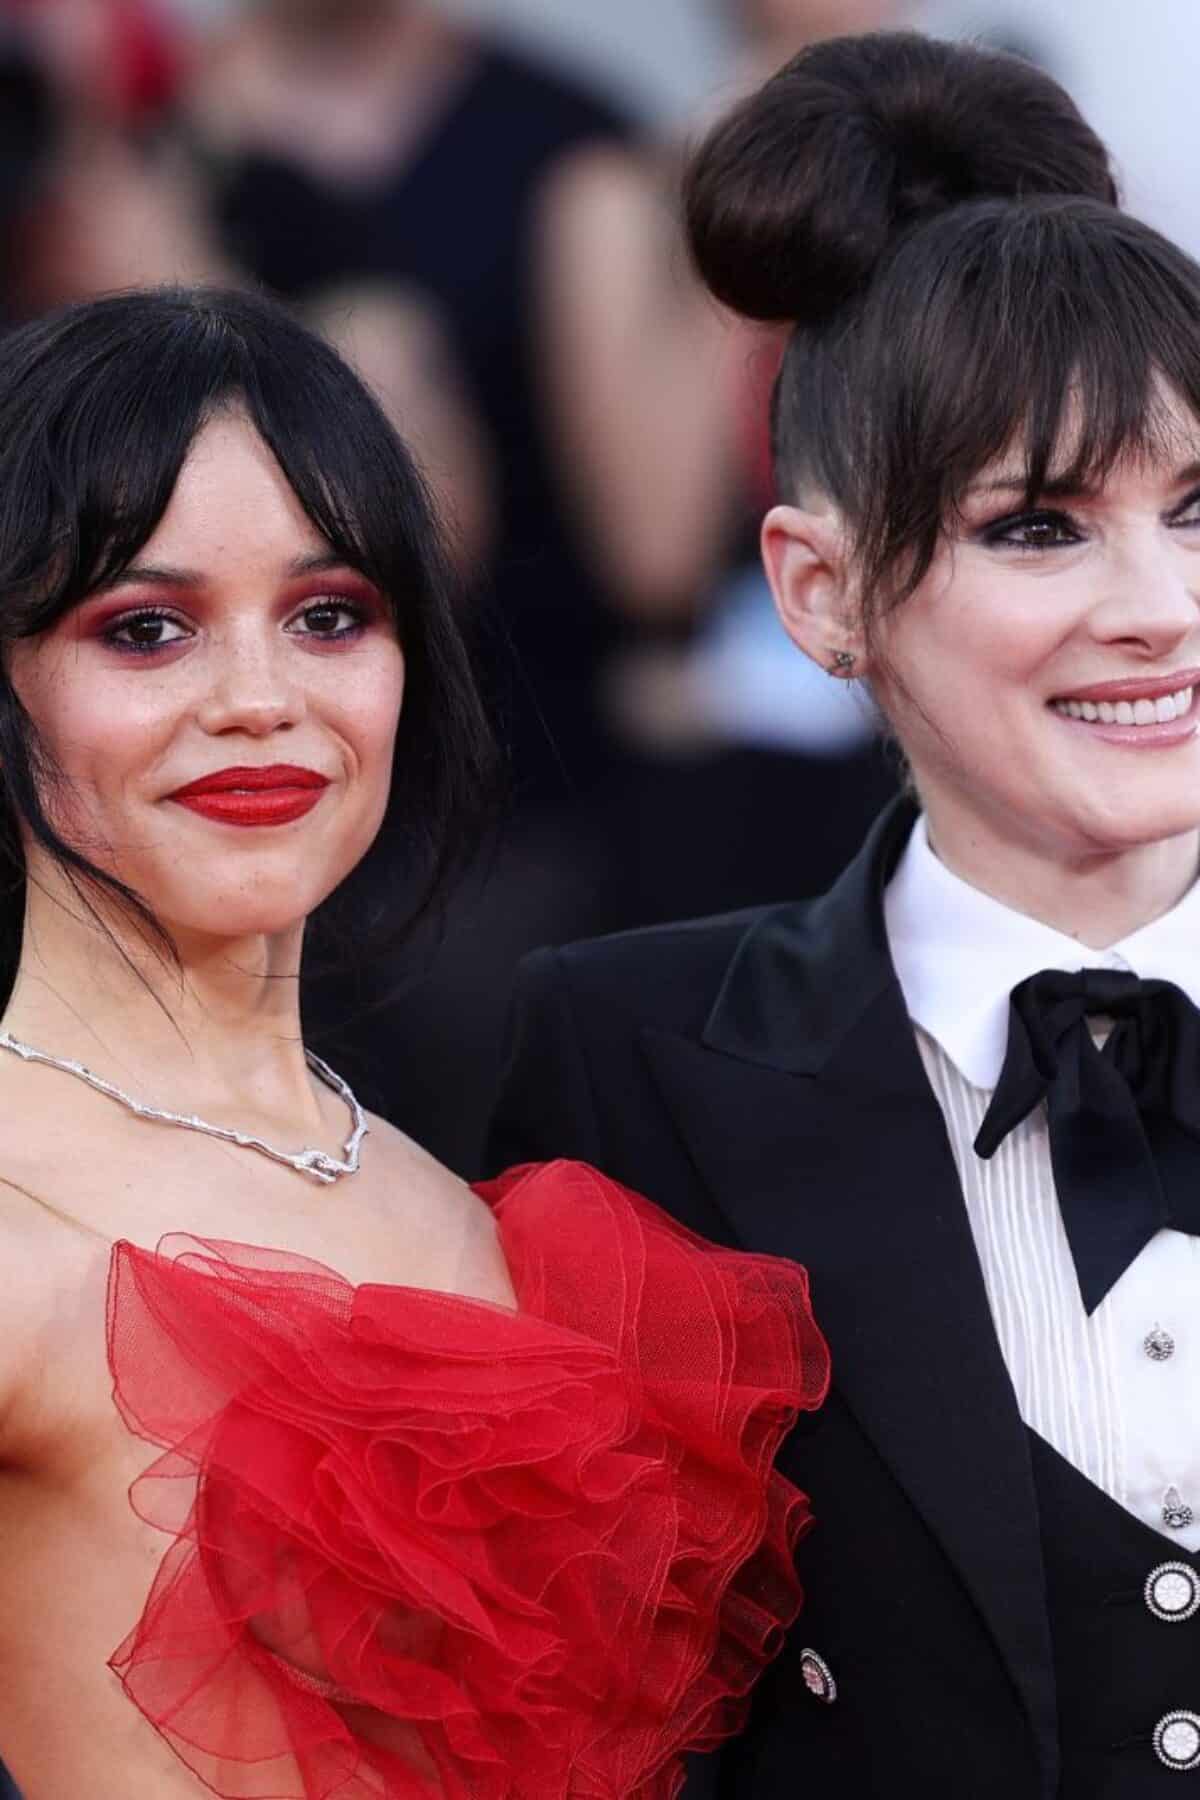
[25,668,196,854]
[337,656,405,798]
[20,685,154,828]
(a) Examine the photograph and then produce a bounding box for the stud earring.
[829,650,856,676]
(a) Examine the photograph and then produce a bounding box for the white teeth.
[1051,685,1194,726]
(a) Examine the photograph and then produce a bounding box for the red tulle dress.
[105,1161,829,1798]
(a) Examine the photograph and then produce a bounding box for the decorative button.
[1155,1710,1200,1771]
[1146,1326,1177,1362]
[1165,1489,1196,1532]
[1147,1563,1200,1624]
[799,1648,837,1704]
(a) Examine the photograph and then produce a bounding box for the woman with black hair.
[0,287,827,1797]
[489,30,1200,1798]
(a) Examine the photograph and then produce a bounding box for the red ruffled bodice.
[106,1161,829,1797]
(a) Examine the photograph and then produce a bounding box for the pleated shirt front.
[885,815,1200,1547]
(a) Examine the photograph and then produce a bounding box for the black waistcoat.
[1031,1429,1200,1795]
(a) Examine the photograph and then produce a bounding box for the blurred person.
[3,0,230,307]
[0,283,827,1797]
[306,281,494,580]
[541,0,907,932]
[8,0,180,125]
[537,0,910,644]
[491,28,1200,1797]
[2,3,487,577]
[542,0,905,592]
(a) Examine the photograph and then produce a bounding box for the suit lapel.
[639,799,1058,1787]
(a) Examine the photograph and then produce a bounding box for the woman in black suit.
[488,30,1200,1799]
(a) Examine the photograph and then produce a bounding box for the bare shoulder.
[360,1112,516,1308]
[0,1162,101,1457]
[0,1086,80,1283]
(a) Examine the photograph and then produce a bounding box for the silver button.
[1146,1326,1177,1362]
[1164,1488,1195,1532]
[1146,1563,1200,1624]
[799,1648,837,1704]
[1155,1710,1200,1770]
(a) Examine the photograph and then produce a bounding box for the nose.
[1087,528,1200,660]
[194,623,303,739]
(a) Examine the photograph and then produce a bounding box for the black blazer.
[486,799,1059,1800]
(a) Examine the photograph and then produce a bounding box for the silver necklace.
[0,1032,367,1184]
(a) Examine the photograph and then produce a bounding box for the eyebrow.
[100,550,351,591]
[967,457,1200,502]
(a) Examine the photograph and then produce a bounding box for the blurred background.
[0,7,1192,1792]
[0,0,1194,1190]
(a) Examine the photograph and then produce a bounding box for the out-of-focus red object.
[3,0,182,124]
[108,0,181,122]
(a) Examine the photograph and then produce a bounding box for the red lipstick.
[168,765,330,827]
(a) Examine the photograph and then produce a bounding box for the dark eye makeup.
[978,510,1081,551]
[287,600,370,641]
[975,483,1200,552]
[99,598,372,657]
[101,609,190,654]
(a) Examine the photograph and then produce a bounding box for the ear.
[761,503,865,675]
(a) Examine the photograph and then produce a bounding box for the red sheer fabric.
[106,1161,829,1797]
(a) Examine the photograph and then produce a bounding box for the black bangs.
[0,287,433,631]
[0,287,497,996]
[773,196,1200,626]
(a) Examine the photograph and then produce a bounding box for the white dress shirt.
[884,814,1200,1547]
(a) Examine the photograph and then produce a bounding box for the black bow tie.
[974,968,1200,1313]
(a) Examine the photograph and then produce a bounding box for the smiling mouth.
[1050,684,1195,726]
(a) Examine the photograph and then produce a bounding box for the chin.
[169,907,312,943]
[155,881,331,943]
[1069,794,1200,855]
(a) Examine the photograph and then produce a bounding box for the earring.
[829,650,856,676]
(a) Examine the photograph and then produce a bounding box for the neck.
[242,5,467,183]
[922,795,1200,949]
[284,3,455,76]
[1,866,323,1128]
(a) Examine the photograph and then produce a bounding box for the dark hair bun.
[684,31,1117,325]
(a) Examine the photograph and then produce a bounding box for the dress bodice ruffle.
[106,1161,829,1797]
